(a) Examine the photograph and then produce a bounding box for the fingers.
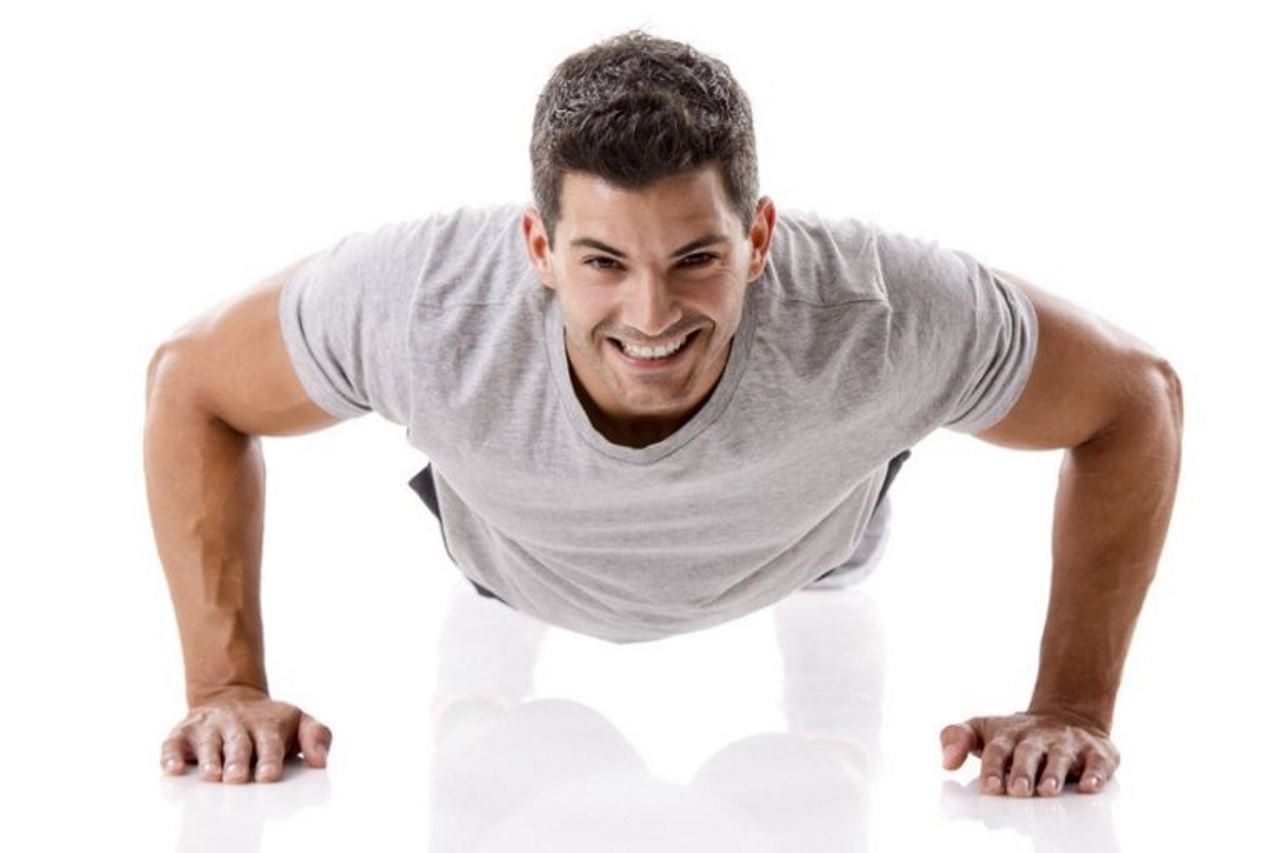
[160,733,193,776]
[939,722,978,770]
[219,723,255,784]
[979,735,1015,795]
[1039,746,1074,797]
[297,712,332,768]
[163,702,331,784]
[1078,750,1114,794]
[193,728,224,782]
[1007,739,1047,797]
[941,713,1120,798]
[252,723,287,783]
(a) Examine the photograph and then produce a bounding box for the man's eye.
[584,253,714,271]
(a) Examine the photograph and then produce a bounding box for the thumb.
[939,720,979,770]
[298,711,333,768]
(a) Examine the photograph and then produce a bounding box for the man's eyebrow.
[568,233,729,259]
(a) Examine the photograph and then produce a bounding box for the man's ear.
[746,196,776,283]
[522,206,557,290]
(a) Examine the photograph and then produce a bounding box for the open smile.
[607,329,702,371]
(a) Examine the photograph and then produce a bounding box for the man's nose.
[623,271,682,338]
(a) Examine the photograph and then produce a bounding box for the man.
[144,30,1182,797]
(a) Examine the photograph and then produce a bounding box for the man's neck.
[567,366,699,449]
[564,330,735,449]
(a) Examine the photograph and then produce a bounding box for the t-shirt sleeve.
[875,226,1040,434]
[277,218,425,425]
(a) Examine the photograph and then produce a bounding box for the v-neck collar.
[542,284,759,464]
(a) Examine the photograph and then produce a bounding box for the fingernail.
[224,762,242,776]
[985,775,1002,792]
[1043,778,1058,793]
[1086,774,1101,789]
[1012,778,1029,795]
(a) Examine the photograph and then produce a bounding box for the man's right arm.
[144,253,339,783]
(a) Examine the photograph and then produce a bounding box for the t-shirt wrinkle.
[278,202,1039,643]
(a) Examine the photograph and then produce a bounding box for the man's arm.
[145,256,339,784]
[939,268,1183,797]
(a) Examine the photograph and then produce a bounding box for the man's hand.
[939,710,1120,797]
[160,687,332,783]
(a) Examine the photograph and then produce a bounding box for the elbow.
[1150,358,1183,435]
[146,341,183,404]
[145,344,169,400]
[145,339,202,413]
[1094,355,1183,445]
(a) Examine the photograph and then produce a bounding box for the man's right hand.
[160,687,332,783]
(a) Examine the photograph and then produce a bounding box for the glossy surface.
[3,2,1272,849]
[4,428,1270,851]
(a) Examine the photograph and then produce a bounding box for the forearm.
[1028,372,1183,732]
[144,346,269,708]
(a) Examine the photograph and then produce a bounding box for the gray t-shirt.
[279,202,1038,643]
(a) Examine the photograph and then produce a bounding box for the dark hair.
[529,29,759,253]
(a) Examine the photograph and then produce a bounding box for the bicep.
[974,268,1172,450]
[157,254,347,437]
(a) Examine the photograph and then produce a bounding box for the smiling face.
[524,164,775,446]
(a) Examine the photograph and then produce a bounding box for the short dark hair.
[529,29,759,253]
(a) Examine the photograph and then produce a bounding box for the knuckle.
[255,733,285,754]
[223,734,252,754]
[256,720,286,739]
[257,729,285,745]
[1046,748,1074,766]
[192,732,221,748]
[1012,739,1042,757]
[222,727,249,743]
[986,737,1014,753]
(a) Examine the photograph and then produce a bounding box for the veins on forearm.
[1030,383,1182,730]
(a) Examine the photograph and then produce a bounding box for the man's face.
[524,164,775,440]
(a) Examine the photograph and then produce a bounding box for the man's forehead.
[559,200,730,249]
[560,167,729,222]
[568,230,730,259]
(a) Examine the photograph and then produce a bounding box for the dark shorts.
[407,462,512,606]
[407,447,912,607]
[811,447,912,583]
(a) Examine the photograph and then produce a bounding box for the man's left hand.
[939,710,1121,797]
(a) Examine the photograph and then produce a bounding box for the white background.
[2,1,1274,850]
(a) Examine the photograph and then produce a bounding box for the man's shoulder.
[413,201,535,308]
[768,207,886,305]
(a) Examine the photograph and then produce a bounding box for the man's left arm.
[938,268,1184,798]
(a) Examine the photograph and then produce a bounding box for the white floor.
[3,5,1274,846]
[3,419,1272,851]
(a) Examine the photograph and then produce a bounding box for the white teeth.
[618,331,693,359]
